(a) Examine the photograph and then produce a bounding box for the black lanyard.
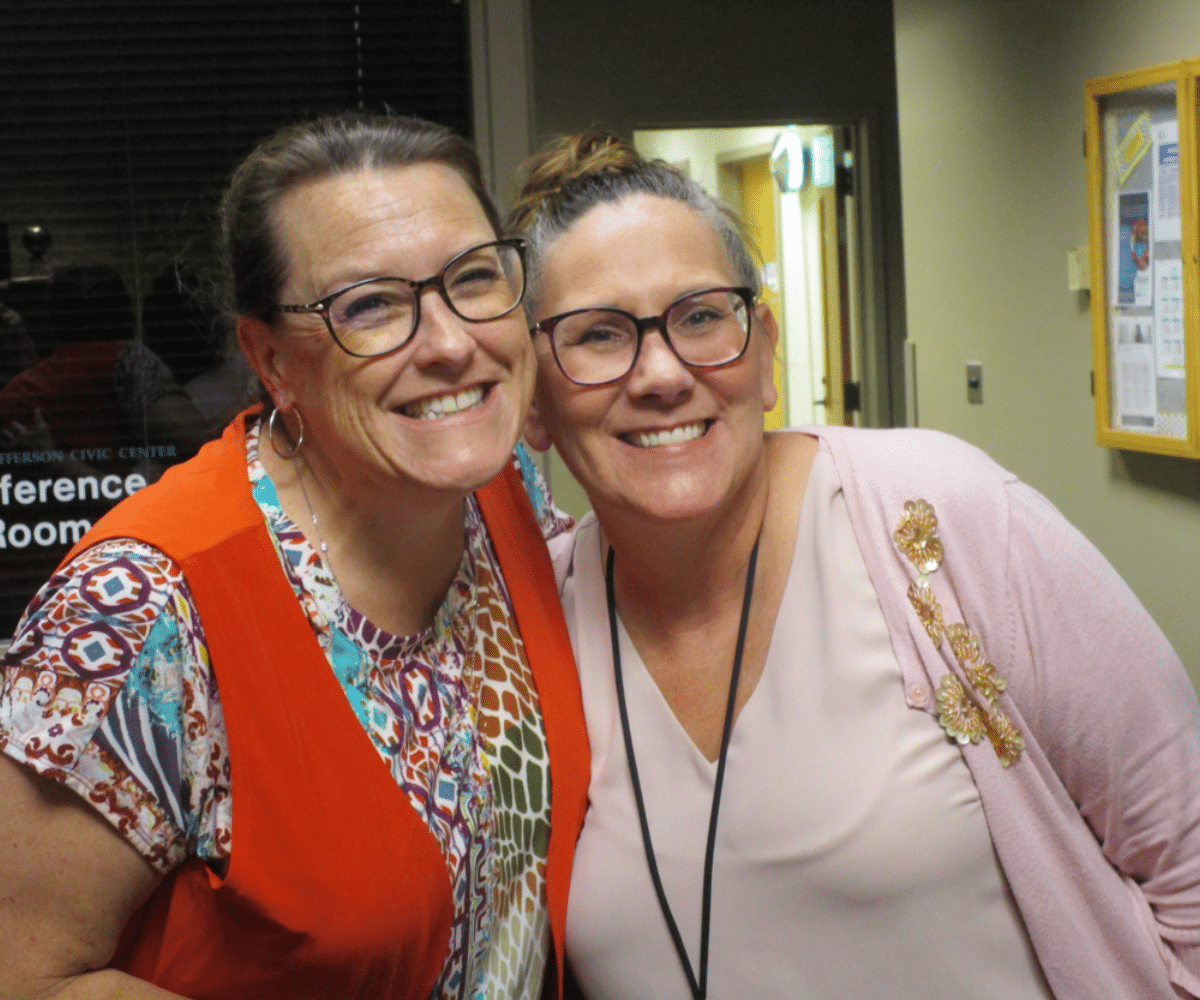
[605,538,759,1000]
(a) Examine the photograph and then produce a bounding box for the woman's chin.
[399,448,514,499]
[601,426,762,524]
[605,471,740,525]
[321,426,518,507]
[372,402,522,497]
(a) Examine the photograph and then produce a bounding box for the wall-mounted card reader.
[967,361,983,404]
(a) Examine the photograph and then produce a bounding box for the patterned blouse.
[0,419,572,1000]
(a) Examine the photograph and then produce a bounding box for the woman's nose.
[625,329,694,402]
[410,288,475,370]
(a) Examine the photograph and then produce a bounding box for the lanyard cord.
[605,537,760,1000]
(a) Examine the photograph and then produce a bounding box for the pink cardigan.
[554,426,1200,997]
[811,425,1200,998]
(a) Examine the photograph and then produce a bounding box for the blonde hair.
[508,132,761,309]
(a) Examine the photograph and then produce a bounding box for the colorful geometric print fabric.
[0,421,569,1000]
[0,540,227,871]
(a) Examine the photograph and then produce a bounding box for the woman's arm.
[0,756,188,1000]
[1005,480,1200,985]
[0,538,226,1000]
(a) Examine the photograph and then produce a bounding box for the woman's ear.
[522,386,553,452]
[237,316,294,410]
[754,301,780,412]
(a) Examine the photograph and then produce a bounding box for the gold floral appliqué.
[946,623,1007,706]
[986,709,1026,768]
[894,499,944,573]
[907,577,945,647]
[935,674,987,745]
[895,500,1024,767]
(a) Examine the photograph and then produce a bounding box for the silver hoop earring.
[268,406,304,459]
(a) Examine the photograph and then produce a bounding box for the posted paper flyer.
[1114,315,1157,430]
[1155,258,1186,378]
[1153,120,1181,243]
[1115,190,1152,308]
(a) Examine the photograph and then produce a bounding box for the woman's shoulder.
[783,426,1019,545]
[789,425,1015,485]
[5,536,189,654]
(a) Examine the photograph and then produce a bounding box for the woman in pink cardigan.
[510,132,1200,999]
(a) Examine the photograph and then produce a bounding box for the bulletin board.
[1086,61,1200,457]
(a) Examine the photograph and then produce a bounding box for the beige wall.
[894,0,1200,678]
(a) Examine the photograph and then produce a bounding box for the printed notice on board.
[1114,316,1158,429]
[1153,121,1181,243]
[1155,258,1186,378]
[1115,191,1152,307]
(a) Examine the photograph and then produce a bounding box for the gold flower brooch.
[894,500,1024,767]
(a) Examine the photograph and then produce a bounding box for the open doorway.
[633,124,864,428]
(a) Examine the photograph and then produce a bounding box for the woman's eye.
[451,264,502,289]
[343,294,388,318]
[580,325,620,344]
[676,305,724,329]
[561,320,631,351]
[337,286,408,325]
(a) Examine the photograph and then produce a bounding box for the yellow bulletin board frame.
[1086,60,1200,457]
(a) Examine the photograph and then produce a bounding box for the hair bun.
[508,131,642,234]
[565,132,641,180]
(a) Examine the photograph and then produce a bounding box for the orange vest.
[69,410,587,1000]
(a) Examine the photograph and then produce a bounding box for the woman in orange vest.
[0,113,587,1000]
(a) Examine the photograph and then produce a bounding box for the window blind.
[0,0,472,638]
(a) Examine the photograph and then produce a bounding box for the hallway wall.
[894,0,1200,677]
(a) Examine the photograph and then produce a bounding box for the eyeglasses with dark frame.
[277,238,527,358]
[531,286,756,387]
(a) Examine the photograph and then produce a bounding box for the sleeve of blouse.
[0,538,227,873]
[1004,480,1200,984]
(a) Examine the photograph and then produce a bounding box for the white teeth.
[628,422,707,448]
[404,385,486,421]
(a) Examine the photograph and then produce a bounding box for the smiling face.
[525,194,777,525]
[240,162,535,505]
